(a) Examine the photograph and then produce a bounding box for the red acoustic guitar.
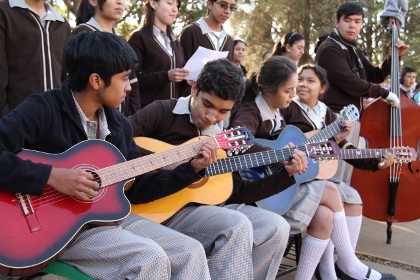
[0,127,253,277]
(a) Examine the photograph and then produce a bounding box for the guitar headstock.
[215,126,255,155]
[339,105,360,123]
[392,146,418,163]
[306,141,340,161]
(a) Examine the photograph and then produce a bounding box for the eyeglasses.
[213,1,237,12]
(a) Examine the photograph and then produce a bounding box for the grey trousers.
[165,204,290,280]
[59,214,210,280]
[225,204,290,280]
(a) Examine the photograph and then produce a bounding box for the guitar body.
[303,130,339,180]
[249,125,320,215]
[131,137,232,223]
[0,140,131,276]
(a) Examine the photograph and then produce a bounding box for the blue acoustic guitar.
[243,105,360,215]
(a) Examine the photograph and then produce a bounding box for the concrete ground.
[278,217,420,279]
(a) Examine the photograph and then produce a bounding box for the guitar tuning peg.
[227,150,233,157]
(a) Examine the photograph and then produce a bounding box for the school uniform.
[128,27,187,108]
[0,81,215,279]
[316,36,391,113]
[179,17,234,62]
[0,0,70,117]
[129,97,291,280]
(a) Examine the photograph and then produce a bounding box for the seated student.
[0,32,247,280]
[129,58,300,280]
[280,63,395,279]
[230,56,396,280]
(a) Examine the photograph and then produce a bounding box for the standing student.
[232,39,247,77]
[315,1,408,113]
[272,32,305,66]
[72,0,141,116]
[179,0,236,62]
[0,31,220,280]
[129,58,297,280]
[0,0,71,117]
[230,56,396,280]
[128,0,189,108]
[399,66,417,99]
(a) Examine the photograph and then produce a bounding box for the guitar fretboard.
[339,148,393,159]
[304,117,343,144]
[205,145,308,177]
[96,139,212,187]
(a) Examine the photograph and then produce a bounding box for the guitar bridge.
[17,193,41,232]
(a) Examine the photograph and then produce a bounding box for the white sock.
[295,234,329,280]
[346,214,362,250]
[332,210,381,280]
[318,240,336,279]
[320,215,363,279]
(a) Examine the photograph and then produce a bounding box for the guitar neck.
[205,145,307,177]
[97,138,213,187]
[304,117,342,144]
[339,148,392,160]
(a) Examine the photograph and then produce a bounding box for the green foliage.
[52,0,420,75]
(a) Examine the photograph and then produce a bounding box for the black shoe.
[314,264,322,280]
[339,267,397,280]
[315,262,341,279]
[335,262,342,279]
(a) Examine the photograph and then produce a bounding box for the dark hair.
[336,1,364,21]
[76,0,108,25]
[314,34,328,54]
[207,0,238,14]
[66,32,138,91]
[262,50,272,60]
[298,64,329,99]
[415,83,420,90]
[233,39,246,47]
[272,32,305,56]
[142,0,180,47]
[246,56,297,99]
[196,59,245,103]
[400,67,416,85]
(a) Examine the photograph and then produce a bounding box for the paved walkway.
[278,217,420,279]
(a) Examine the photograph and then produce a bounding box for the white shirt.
[173,96,224,136]
[196,17,228,51]
[255,92,283,134]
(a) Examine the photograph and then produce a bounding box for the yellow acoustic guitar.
[131,135,339,223]
[131,137,234,223]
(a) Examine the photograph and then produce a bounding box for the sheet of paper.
[183,46,229,80]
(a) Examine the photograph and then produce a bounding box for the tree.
[50,0,419,75]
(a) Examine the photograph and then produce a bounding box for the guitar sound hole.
[188,178,209,189]
[91,171,102,188]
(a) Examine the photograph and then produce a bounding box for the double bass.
[351,13,420,243]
